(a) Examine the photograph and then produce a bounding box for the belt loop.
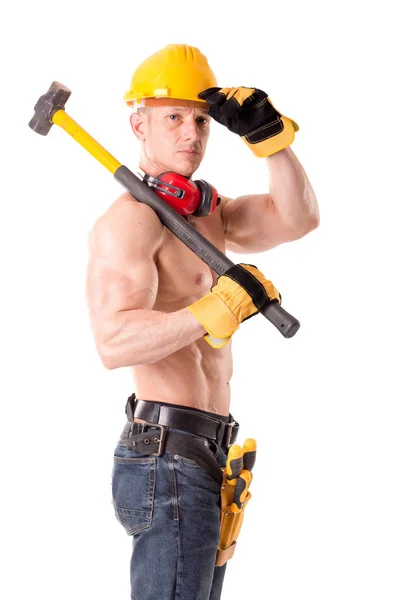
[152,402,161,423]
[125,393,136,421]
[230,419,240,445]
[216,420,225,446]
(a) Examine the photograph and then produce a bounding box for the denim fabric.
[112,425,229,599]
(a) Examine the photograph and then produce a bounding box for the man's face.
[132,104,211,177]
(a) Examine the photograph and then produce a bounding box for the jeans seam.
[174,487,183,600]
[149,460,156,522]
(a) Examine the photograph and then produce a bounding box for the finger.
[229,87,256,106]
[197,87,222,101]
[205,91,228,106]
[199,87,234,106]
[225,87,239,100]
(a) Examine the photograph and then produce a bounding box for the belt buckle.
[140,421,166,457]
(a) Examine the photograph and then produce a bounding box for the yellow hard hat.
[124,44,217,106]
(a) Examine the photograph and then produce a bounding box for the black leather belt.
[125,394,239,449]
[119,421,225,485]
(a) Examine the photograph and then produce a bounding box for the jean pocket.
[112,454,156,535]
[174,454,202,467]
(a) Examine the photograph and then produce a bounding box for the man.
[86,44,319,599]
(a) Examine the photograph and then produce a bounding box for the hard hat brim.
[127,97,210,110]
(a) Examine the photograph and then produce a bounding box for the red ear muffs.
[193,179,220,217]
[142,171,220,217]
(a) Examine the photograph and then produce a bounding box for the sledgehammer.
[28,81,300,338]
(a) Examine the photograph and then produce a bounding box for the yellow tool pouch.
[215,467,252,566]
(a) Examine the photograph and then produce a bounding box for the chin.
[175,156,202,177]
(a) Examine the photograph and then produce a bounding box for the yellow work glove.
[187,263,281,349]
[198,86,299,157]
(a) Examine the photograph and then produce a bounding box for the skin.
[131,104,211,178]
[86,99,320,416]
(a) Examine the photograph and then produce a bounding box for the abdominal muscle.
[130,211,234,418]
[131,337,233,417]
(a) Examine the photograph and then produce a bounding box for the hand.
[187,263,281,348]
[198,86,299,157]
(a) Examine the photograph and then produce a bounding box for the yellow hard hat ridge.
[124,44,217,106]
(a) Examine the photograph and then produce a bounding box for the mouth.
[179,149,200,155]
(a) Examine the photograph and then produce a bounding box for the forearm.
[98,307,206,369]
[267,146,320,232]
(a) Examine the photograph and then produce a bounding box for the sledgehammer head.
[28,81,71,135]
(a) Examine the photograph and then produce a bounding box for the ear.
[130,112,146,141]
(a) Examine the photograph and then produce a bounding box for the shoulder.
[88,191,164,257]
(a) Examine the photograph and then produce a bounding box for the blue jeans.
[112,425,229,599]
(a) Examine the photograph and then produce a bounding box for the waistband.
[119,420,225,485]
[125,393,239,448]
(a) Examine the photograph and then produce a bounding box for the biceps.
[86,257,159,327]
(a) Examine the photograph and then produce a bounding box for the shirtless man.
[86,44,319,600]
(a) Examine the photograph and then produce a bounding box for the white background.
[2,1,399,598]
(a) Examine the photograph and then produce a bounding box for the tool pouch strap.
[215,468,252,566]
[215,542,237,567]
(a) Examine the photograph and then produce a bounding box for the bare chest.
[153,213,226,311]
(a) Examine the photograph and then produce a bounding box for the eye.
[197,116,210,126]
[168,114,179,121]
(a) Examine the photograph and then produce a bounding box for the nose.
[181,117,200,142]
